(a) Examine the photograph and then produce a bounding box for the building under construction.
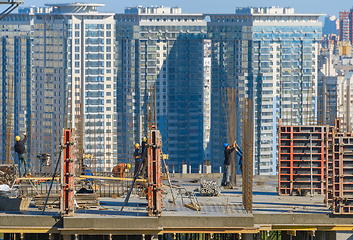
[1,111,353,240]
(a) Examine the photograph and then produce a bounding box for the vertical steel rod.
[310,132,313,197]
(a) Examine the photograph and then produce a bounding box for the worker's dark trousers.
[221,164,231,185]
[134,159,141,177]
[18,154,27,177]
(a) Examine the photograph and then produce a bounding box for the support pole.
[42,149,62,214]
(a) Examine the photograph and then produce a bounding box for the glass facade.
[0,24,32,165]
[208,7,322,175]
[1,4,117,173]
[0,5,322,175]
[115,8,208,171]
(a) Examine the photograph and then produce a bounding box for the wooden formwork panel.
[279,125,326,196]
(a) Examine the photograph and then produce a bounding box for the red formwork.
[60,129,75,217]
[278,125,327,196]
[330,133,353,214]
[147,125,162,217]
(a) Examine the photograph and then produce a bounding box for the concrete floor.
[0,175,352,235]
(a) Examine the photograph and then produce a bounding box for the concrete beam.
[254,213,353,226]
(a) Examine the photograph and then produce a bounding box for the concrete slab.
[1,175,353,235]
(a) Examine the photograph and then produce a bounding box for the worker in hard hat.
[14,133,28,177]
[141,137,147,153]
[134,143,141,177]
[112,163,131,178]
[221,141,236,186]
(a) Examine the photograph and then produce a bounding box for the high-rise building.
[323,15,339,37]
[337,70,353,132]
[208,7,322,174]
[317,54,339,126]
[1,4,322,175]
[115,6,209,171]
[339,10,352,43]
[2,3,117,172]
[0,23,32,165]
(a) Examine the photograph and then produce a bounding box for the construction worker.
[221,141,236,186]
[112,163,131,178]
[141,137,147,154]
[14,133,27,177]
[134,143,141,177]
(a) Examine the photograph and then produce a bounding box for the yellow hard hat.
[135,143,140,149]
[126,163,131,170]
[143,137,147,142]
[15,136,20,142]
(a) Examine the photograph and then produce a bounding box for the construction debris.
[200,180,221,196]
[184,202,201,211]
[0,164,16,185]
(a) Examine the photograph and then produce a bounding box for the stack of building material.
[278,125,327,196]
[34,193,99,209]
[0,164,16,185]
[200,180,220,196]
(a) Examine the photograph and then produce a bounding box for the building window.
[75,24,80,29]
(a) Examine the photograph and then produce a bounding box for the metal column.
[60,129,75,217]
[147,125,162,216]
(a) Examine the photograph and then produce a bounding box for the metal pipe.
[42,149,62,214]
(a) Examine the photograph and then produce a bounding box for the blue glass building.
[208,7,322,174]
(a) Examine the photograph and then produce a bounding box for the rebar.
[242,98,253,213]
[222,87,238,185]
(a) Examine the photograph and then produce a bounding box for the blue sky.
[13,0,353,17]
